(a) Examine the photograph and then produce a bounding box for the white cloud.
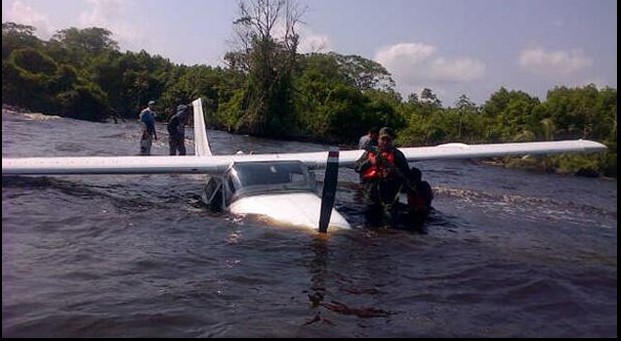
[298,27,330,54]
[265,20,331,54]
[430,57,485,82]
[519,47,592,76]
[78,0,123,27]
[6,1,52,38]
[374,42,485,99]
[376,43,437,64]
[76,0,156,55]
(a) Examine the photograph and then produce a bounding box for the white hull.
[229,192,351,230]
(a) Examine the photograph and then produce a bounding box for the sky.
[2,0,617,105]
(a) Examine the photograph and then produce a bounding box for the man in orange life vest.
[354,127,411,228]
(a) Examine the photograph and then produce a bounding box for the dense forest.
[1,1,616,177]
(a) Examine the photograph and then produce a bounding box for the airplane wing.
[1,139,607,176]
[1,97,607,176]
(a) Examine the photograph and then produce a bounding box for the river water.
[2,110,617,337]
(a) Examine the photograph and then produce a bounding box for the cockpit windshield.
[225,161,314,202]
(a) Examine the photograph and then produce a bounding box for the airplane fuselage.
[202,160,351,231]
[229,192,351,230]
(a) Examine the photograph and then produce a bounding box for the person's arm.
[422,181,434,203]
[152,111,158,140]
[354,150,372,174]
[394,149,410,178]
[145,113,154,139]
[358,136,368,149]
[168,115,179,136]
[392,149,418,193]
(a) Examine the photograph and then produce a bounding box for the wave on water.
[434,186,617,220]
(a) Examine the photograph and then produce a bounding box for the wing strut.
[319,147,339,233]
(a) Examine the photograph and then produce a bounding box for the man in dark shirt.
[167,104,190,155]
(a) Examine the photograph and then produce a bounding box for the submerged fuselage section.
[203,161,351,230]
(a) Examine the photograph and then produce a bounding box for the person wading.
[354,127,411,228]
[139,100,158,156]
[167,104,190,155]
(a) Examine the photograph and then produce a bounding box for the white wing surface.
[2,140,606,176]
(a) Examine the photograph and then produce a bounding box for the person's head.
[148,100,156,109]
[410,167,422,183]
[177,104,190,121]
[378,126,394,150]
[369,127,379,140]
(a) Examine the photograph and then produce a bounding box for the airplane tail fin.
[191,98,213,156]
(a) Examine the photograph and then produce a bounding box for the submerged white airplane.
[2,99,607,232]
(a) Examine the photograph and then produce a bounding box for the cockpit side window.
[204,177,224,211]
[225,173,242,206]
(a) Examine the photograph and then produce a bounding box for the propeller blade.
[319,147,339,233]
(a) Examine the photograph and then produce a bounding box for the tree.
[4,48,58,110]
[481,87,540,141]
[454,94,477,138]
[329,52,396,92]
[52,27,119,54]
[420,88,441,107]
[2,22,42,59]
[407,92,419,104]
[540,118,555,141]
[229,0,304,136]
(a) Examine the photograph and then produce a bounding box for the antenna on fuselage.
[318,147,339,233]
[191,98,212,156]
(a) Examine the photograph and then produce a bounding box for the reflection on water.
[2,110,617,337]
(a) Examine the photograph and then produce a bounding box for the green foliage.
[548,154,601,175]
[480,87,540,141]
[49,64,79,94]
[3,49,56,111]
[2,59,48,108]
[55,84,109,121]
[52,27,119,54]
[600,140,617,177]
[292,53,403,143]
[2,22,42,59]
[329,53,396,92]
[10,48,57,75]
[421,88,442,107]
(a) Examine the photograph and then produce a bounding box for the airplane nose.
[228,192,351,231]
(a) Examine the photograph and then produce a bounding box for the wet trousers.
[140,132,153,155]
[169,134,186,155]
[362,178,403,228]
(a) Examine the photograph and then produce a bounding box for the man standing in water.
[139,100,158,155]
[167,104,191,155]
[355,127,410,228]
